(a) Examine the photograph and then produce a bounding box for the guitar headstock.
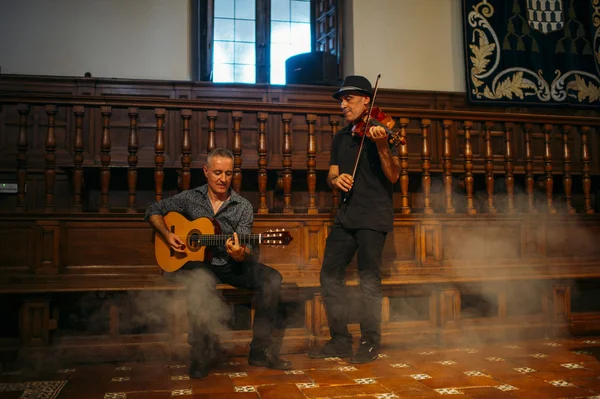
[262,229,293,247]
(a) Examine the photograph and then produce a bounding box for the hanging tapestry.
[462,0,600,108]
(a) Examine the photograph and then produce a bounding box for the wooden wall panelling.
[382,221,419,274]
[419,220,442,268]
[35,220,60,274]
[0,221,36,272]
[19,296,51,347]
[552,284,571,337]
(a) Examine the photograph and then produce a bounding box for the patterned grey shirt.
[145,184,254,266]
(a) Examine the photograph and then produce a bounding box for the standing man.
[146,148,291,378]
[309,76,400,364]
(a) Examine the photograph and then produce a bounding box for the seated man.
[145,148,291,379]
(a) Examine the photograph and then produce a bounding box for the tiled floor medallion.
[170,375,189,381]
[502,345,521,349]
[464,371,486,376]
[114,366,132,371]
[324,357,342,361]
[0,381,67,399]
[513,367,536,374]
[111,377,130,382]
[104,394,127,399]
[496,384,518,391]
[573,350,592,355]
[529,353,548,358]
[419,351,435,355]
[1,371,22,376]
[436,360,457,366]
[548,380,572,387]
[485,357,505,362]
[338,366,358,372]
[234,386,256,392]
[377,354,389,359]
[374,394,398,399]
[285,370,305,374]
[542,342,562,347]
[224,362,241,366]
[296,383,319,389]
[434,388,463,395]
[354,378,376,384]
[169,365,186,369]
[561,363,584,369]
[462,349,479,354]
[390,363,410,368]
[582,340,600,344]
[56,369,76,374]
[171,389,192,396]
[228,372,248,378]
[409,373,431,380]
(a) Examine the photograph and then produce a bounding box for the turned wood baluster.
[207,110,218,153]
[72,106,85,212]
[463,121,476,214]
[542,123,557,213]
[398,118,411,214]
[524,123,536,213]
[282,113,293,214]
[306,114,317,214]
[126,108,139,213]
[561,125,575,214]
[442,119,455,214]
[16,104,30,212]
[180,109,192,192]
[483,121,497,213]
[329,116,341,214]
[154,108,166,203]
[44,105,58,212]
[99,106,112,213]
[421,119,433,214]
[581,125,593,214]
[503,123,516,214]
[257,112,269,214]
[232,111,243,193]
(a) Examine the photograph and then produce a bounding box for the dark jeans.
[166,260,283,361]
[320,224,387,347]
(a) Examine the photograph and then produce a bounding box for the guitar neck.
[192,234,262,246]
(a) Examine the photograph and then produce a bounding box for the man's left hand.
[366,126,387,143]
[226,232,246,262]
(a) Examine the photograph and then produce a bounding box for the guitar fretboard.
[190,234,262,246]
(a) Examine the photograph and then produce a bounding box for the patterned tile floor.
[1,337,600,398]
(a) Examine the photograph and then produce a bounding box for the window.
[194,0,341,84]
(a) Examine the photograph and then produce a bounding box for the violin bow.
[344,74,381,202]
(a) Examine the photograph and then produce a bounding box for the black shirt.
[144,184,254,266]
[330,125,399,232]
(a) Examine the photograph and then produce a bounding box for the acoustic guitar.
[154,212,293,272]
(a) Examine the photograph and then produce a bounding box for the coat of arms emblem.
[526,0,565,33]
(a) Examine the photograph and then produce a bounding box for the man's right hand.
[167,233,186,253]
[333,173,354,192]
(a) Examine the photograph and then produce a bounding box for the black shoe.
[308,340,353,359]
[189,360,209,379]
[349,341,379,364]
[248,347,292,370]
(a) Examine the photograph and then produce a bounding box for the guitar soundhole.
[187,229,201,252]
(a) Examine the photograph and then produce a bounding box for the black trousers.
[167,260,283,361]
[320,223,387,347]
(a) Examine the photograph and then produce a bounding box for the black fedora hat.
[332,75,373,100]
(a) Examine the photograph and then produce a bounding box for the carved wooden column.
[232,111,243,193]
[442,120,455,214]
[524,123,536,213]
[463,121,476,214]
[125,108,139,213]
[561,125,575,214]
[503,122,516,214]
[154,108,166,203]
[398,118,411,214]
[180,109,192,192]
[257,112,269,214]
[580,126,593,214]
[543,123,557,214]
[72,106,85,212]
[16,104,30,212]
[483,121,497,213]
[421,119,433,214]
[329,116,340,215]
[44,105,58,213]
[306,114,317,214]
[282,113,293,213]
[99,106,112,213]
[207,110,218,153]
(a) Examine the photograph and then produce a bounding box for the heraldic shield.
[527,0,565,33]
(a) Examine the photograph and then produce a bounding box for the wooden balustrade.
[0,93,597,216]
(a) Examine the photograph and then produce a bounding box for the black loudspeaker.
[285,51,338,86]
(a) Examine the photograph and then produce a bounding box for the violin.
[351,106,406,147]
